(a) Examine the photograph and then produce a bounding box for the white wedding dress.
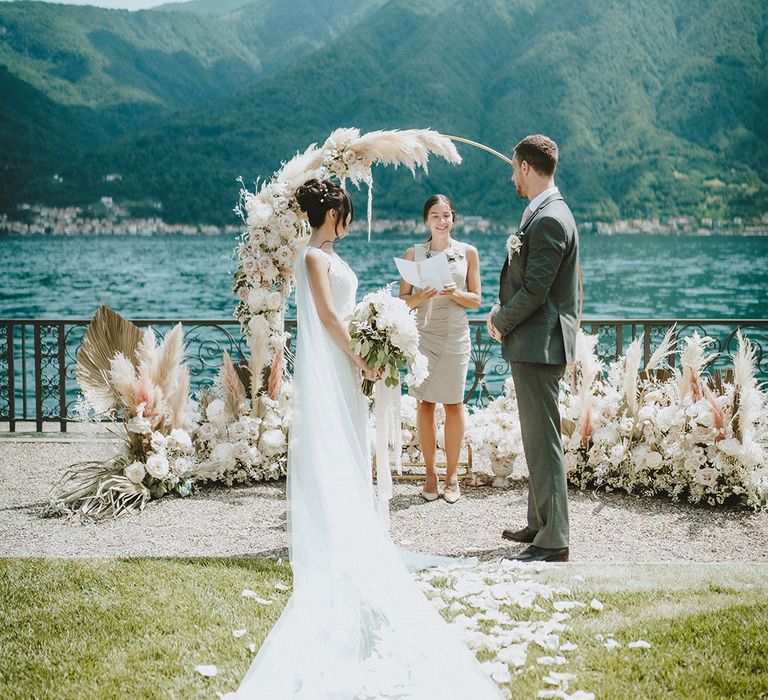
[235,248,501,699]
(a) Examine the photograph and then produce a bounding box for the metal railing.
[1,318,766,431]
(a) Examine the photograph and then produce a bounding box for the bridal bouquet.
[348,285,428,397]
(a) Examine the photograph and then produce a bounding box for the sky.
[1,0,170,9]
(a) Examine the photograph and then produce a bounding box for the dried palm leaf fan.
[444,134,584,331]
[75,303,143,415]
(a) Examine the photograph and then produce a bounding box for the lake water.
[2,232,766,320]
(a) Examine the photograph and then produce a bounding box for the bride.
[234,179,501,698]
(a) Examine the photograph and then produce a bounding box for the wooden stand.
[372,445,474,483]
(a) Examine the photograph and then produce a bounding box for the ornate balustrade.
[0,318,766,431]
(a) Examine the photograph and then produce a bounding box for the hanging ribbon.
[374,380,403,524]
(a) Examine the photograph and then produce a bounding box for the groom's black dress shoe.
[501,526,537,543]
[504,545,570,563]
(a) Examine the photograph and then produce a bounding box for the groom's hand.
[487,304,502,342]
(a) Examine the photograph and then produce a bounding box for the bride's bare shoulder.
[305,247,330,272]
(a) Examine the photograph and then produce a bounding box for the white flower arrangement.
[348,284,428,396]
[193,361,291,486]
[465,378,526,482]
[233,127,461,369]
[558,330,768,509]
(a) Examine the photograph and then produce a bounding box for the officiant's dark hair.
[296,178,354,234]
[514,135,558,176]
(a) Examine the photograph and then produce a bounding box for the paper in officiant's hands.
[395,252,453,290]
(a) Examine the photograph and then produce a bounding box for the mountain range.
[1,0,766,224]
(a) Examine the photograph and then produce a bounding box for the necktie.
[519,206,532,229]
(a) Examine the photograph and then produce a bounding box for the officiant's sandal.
[421,487,439,502]
[443,478,461,504]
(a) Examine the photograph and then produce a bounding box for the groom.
[487,134,579,563]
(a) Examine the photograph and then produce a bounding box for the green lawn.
[1,559,766,699]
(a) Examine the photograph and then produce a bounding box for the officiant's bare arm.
[306,249,373,376]
[398,247,439,309]
[444,245,481,309]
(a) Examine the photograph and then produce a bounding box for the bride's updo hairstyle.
[295,178,354,235]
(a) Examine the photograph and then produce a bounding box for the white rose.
[267,291,283,311]
[229,420,250,441]
[274,196,289,212]
[171,456,194,476]
[124,461,146,484]
[150,431,167,453]
[145,453,170,479]
[249,229,267,249]
[259,428,286,457]
[645,451,663,469]
[211,442,236,470]
[206,399,229,428]
[198,422,216,441]
[273,181,291,198]
[126,413,152,435]
[253,199,274,223]
[717,438,742,457]
[241,256,258,276]
[232,440,252,463]
[608,443,626,467]
[169,428,193,453]
[695,467,718,487]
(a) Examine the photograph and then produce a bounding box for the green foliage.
[2,0,766,223]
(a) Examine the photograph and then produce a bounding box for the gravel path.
[2,435,767,561]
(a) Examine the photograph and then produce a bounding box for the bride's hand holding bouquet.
[348,285,428,397]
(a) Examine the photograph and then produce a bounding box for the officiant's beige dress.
[410,240,471,404]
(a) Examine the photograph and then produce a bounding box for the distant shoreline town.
[2,198,768,237]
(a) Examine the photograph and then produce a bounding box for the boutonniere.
[506,233,522,260]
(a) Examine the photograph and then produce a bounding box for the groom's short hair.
[514,135,558,176]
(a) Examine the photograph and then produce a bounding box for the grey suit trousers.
[511,361,569,549]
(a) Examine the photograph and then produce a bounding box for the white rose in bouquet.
[145,453,170,479]
[241,256,259,276]
[348,285,427,397]
[124,461,146,484]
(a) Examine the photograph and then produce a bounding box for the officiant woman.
[399,194,481,504]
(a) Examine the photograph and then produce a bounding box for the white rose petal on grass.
[537,656,567,666]
[628,640,652,649]
[248,643,258,653]
[569,692,596,700]
[274,582,290,592]
[603,638,621,651]
[560,642,578,652]
[242,589,273,605]
[232,629,247,638]
[590,598,604,611]
[195,665,218,678]
[553,601,585,612]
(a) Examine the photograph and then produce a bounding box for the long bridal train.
[233,249,501,698]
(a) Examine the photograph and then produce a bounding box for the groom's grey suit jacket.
[493,193,579,365]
